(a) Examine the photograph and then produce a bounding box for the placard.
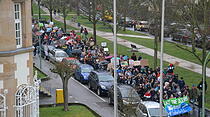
[129,59,134,66]
[49,22,54,25]
[140,59,149,66]
[121,61,128,67]
[101,42,107,47]
[104,48,109,52]
[133,61,141,66]
[111,58,120,65]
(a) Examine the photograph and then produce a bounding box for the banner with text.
[163,96,192,116]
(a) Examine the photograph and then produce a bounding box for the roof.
[64,57,77,60]
[118,84,133,89]
[80,64,93,69]
[92,70,111,75]
[141,101,160,108]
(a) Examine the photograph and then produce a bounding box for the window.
[14,3,22,48]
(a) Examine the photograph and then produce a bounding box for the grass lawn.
[32,3,210,108]
[32,15,78,31]
[76,15,146,36]
[32,3,46,15]
[95,35,210,108]
[40,105,97,117]
[33,67,47,79]
[119,36,210,68]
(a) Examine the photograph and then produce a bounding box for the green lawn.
[32,15,78,31]
[95,35,210,108]
[32,3,46,15]
[119,36,210,68]
[33,67,47,79]
[32,3,210,108]
[76,15,146,36]
[40,105,97,117]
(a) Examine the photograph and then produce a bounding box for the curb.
[39,103,101,117]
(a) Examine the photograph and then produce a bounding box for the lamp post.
[160,0,166,116]
[202,51,210,117]
[113,0,118,117]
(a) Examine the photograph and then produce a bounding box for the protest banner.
[111,57,120,65]
[163,96,192,116]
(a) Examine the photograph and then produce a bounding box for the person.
[189,84,198,109]
[83,28,88,39]
[178,77,185,90]
[53,9,56,16]
[138,55,142,61]
[57,9,60,16]
[43,42,49,60]
[131,53,137,61]
[197,80,208,92]
[80,26,84,33]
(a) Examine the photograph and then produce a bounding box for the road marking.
[71,78,107,102]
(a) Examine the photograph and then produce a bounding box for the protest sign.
[163,96,192,116]
[101,42,107,47]
[121,61,128,67]
[140,59,149,66]
[129,59,134,66]
[133,61,141,66]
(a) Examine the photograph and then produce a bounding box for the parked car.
[74,64,94,83]
[49,49,68,63]
[108,84,141,115]
[120,17,133,27]
[171,29,192,43]
[135,101,168,117]
[88,71,114,96]
[195,36,210,49]
[62,57,81,66]
[136,21,149,31]
[149,24,173,37]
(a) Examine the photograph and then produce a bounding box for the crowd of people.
[32,19,203,107]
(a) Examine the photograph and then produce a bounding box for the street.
[34,56,114,117]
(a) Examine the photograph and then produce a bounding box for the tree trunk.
[77,0,80,16]
[63,9,67,33]
[92,0,97,44]
[123,14,126,31]
[88,0,91,21]
[154,34,158,69]
[93,21,97,44]
[38,0,41,19]
[62,78,69,111]
[49,10,53,22]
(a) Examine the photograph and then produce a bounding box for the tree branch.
[176,44,202,63]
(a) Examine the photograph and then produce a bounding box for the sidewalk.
[34,56,114,117]
[39,5,210,77]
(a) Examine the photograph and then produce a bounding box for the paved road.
[34,56,114,117]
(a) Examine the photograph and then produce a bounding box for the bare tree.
[51,62,77,111]
[173,0,210,81]
[56,0,72,32]
[41,0,57,22]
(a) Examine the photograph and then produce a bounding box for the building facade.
[0,0,38,117]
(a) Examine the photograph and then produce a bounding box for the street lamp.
[160,0,166,116]
[202,51,210,117]
[113,0,118,117]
